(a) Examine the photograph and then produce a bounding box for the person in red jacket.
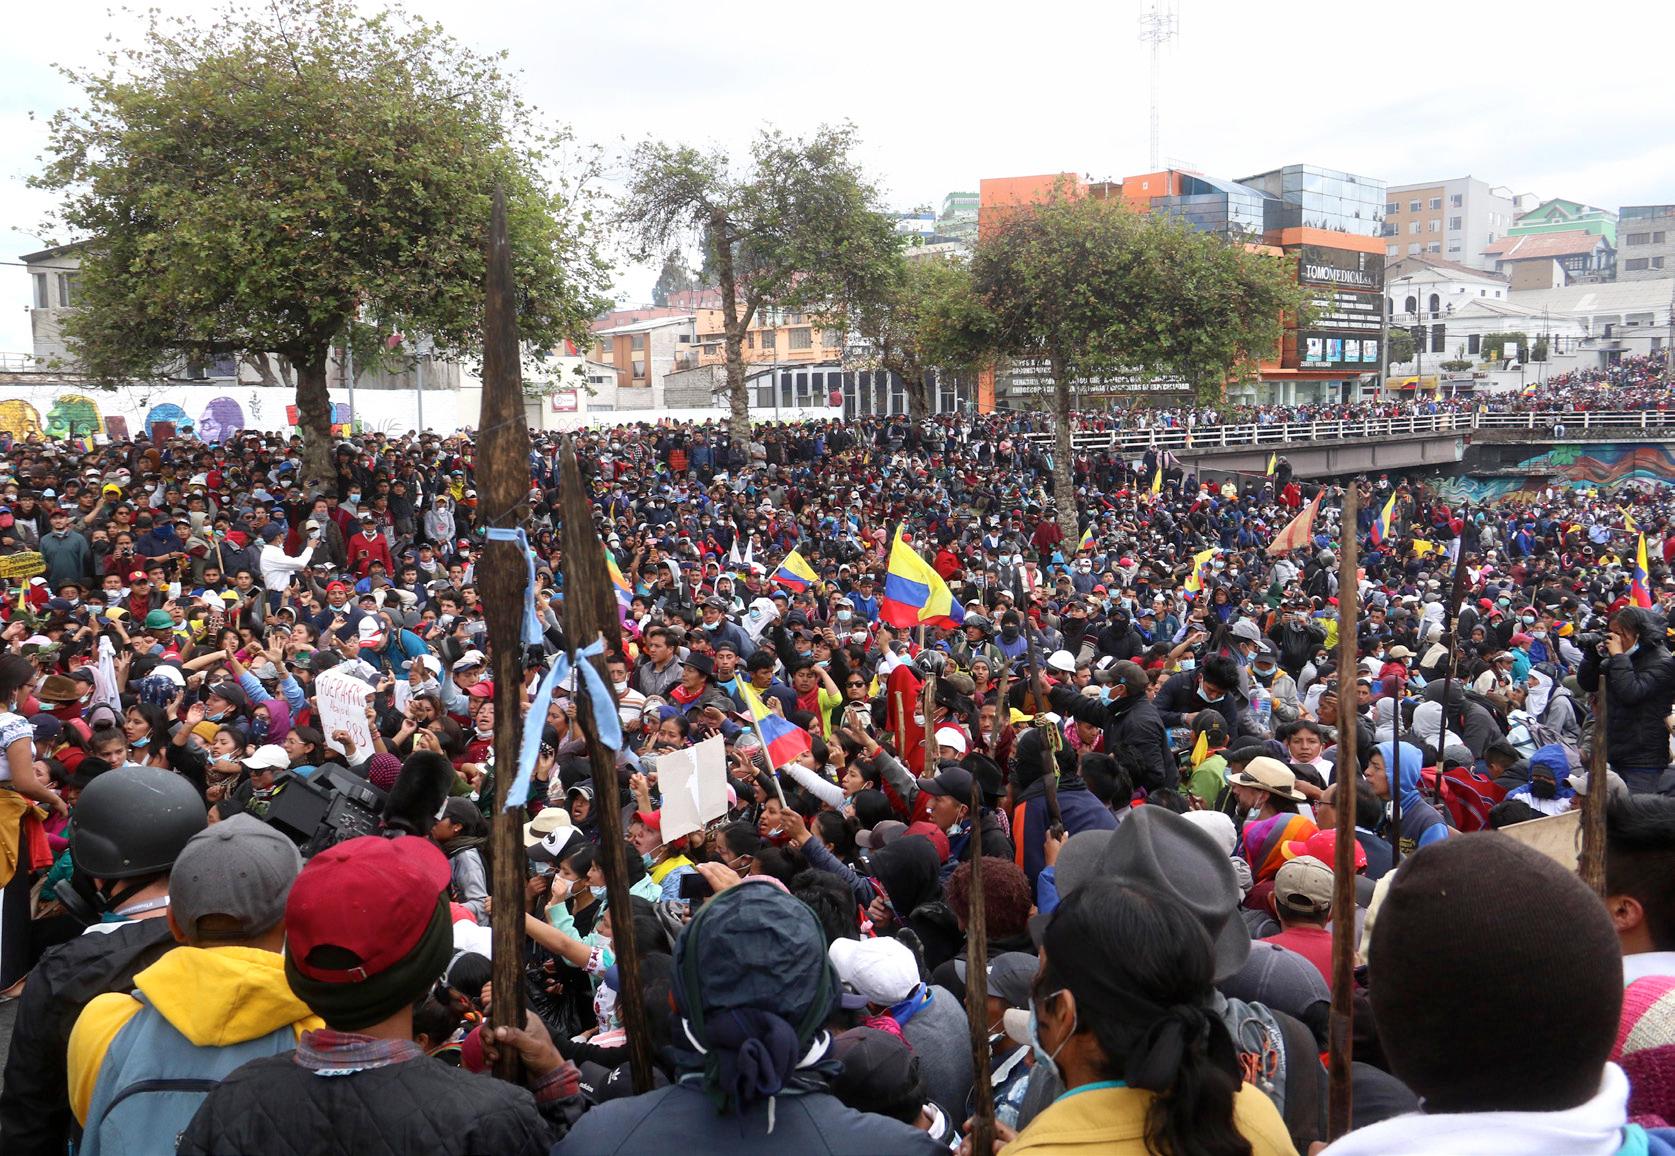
[347,515,394,578]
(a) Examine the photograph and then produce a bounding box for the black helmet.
[71,765,207,879]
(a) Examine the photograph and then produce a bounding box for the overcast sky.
[5,0,1675,356]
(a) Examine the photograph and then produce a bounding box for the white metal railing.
[1017,409,1675,454]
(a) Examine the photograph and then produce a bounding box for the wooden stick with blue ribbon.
[557,435,654,1092]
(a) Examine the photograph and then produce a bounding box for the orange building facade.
[974,165,1387,411]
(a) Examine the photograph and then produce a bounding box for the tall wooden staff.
[479,187,531,1078]
[964,767,996,1155]
[558,437,655,1092]
[1578,683,1610,895]
[921,672,939,775]
[1327,484,1360,1139]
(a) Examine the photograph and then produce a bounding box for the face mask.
[204,709,225,722]
[549,875,572,898]
[349,493,361,503]
[1522,615,1536,625]
[1027,993,1076,1086]
[1253,668,1275,685]
[251,718,269,742]
[1178,658,1195,672]
[641,852,656,869]
[130,735,150,748]
[1201,692,1225,704]
[590,884,607,899]
[837,609,852,622]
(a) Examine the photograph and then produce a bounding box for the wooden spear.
[1327,483,1360,1140]
[921,671,939,777]
[479,186,531,1080]
[558,437,654,1092]
[963,768,996,1156]
[1578,683,1610,895]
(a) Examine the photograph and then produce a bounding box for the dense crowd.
[1,400,1675,1155]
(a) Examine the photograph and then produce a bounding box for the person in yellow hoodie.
[982,878,1296,1156]
[67,814,318,1156]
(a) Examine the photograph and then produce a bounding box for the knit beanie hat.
[1615,976,1675,1126]
[1369,833,1623,1113]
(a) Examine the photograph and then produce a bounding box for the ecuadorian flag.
[739,680,813,768]
[1370,494,1395,548]
[1077,526,1095,552]
[771,549,818,593]
[880,527,965,629]
[1633,533,1654,608]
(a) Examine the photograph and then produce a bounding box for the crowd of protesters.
[1,395,1674,1154]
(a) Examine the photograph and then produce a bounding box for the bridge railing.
[1016,409,1675,454]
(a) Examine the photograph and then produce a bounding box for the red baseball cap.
[633,809,661,831]
[904,820,951,863]
[1284,828,1367,872]
[325,581,351,595]
[128,570,149,583]
[285,835,450,982]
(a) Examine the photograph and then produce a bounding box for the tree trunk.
[1049,359,1080,545]
[904,366,931,422]
[712,208,753,448]
[294,345,336,493]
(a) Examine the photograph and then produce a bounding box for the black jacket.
[177,1050,573,1156]
[1049,684,1177,792]
[1579,642,1675,770]
[0,917,176,1156]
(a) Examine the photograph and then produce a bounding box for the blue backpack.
[80,992,299,1156]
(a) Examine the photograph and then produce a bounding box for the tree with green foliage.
[853,254,994,421]
[34,0,609,486]
[651,250,698,307]
[1387,328,1416,366]
[617,124,900,443]
[970,187,1310,542]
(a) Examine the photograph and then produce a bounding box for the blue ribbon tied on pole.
[483,527,546,649]
[502,636,622,812]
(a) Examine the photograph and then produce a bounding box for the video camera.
[265,762,389,857]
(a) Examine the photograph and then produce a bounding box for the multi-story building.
[1508,198,1617,245]
[690,306,846,369]
[937,191,979,243]
[1382,177,1525,271]
[588,313,697,409]
[975,164,1387,409]
[1618,205,1675,281]
[1383,255,1510,367]
[1484,231,1616,289]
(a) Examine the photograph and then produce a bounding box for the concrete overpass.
[1023,409,1675,479]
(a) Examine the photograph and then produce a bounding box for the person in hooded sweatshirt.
[1366,741,1450,859]
[67,817,317,1155]
[1322,834,1675,1155]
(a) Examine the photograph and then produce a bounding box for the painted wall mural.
[1512,443,1675,489]
[197,396,246,442]
[44,394,103,440]
[143,403,191,439]
[0,400,42,438]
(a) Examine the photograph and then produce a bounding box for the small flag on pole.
[1266,452,1278,477]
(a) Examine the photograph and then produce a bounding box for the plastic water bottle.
[1250,686,1272,735]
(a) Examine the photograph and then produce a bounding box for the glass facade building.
[1150,174,1269,239]
[1237,165,1385,237]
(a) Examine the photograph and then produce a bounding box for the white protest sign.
[315,667,375,758]
[655,733,729,843]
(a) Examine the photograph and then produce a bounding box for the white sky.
[4,0,1675,355]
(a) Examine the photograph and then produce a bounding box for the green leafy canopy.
[33,0,612,384]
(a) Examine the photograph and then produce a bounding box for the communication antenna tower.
[1138,1,1179,171]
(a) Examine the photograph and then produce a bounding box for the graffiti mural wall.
[1512,443,1675,489]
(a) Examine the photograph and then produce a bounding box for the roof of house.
[592,313,695,337]
[1510,277,1675,317]
[17,242,84,265]
[1483,230,1606,260]
[1386,254,1509,282]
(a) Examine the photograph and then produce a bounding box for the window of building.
[1386,201,1399,214]
[1656,256,1667,269]
[1386,244,1398,257]
[1627,258,1650,271]
[789,327,813,350]
[1448,216,1462,230]
[1450,193,1463,207]
[1409,221,1421,234]
[632,360,646,379]
[1380,222,1396,236]
[1468,334,1481,354]
[760,329,776,349]
[1448,245,1462,254]
[1429,293,1441,315]
[1628,233,1650,246]
[1408,243,1421,255]
[1404,295,1417,315]
[1431,323,1446,352]
[56,273,77,308]
[745,332,754,349]
[31,273,47,309]
[1409,200,1421,212]
[630,333,645,351]
[1428,219,1440,233]
[1427,242,1442,253]
[822,329,842,348]
[1657,232,1668,243]
[677,333,691,343]
[1429,197,1442,210]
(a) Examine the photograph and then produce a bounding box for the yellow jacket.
[1002,1082,1297,1156]
[67,944,322,1124]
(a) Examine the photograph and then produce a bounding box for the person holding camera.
[1578,606,1675,795]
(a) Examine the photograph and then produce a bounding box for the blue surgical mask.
[130,735,150,748]
[641,852,656,869]
[590,884,607,899]
[1201,692,1225,704]
[1027,993,1076,1085]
